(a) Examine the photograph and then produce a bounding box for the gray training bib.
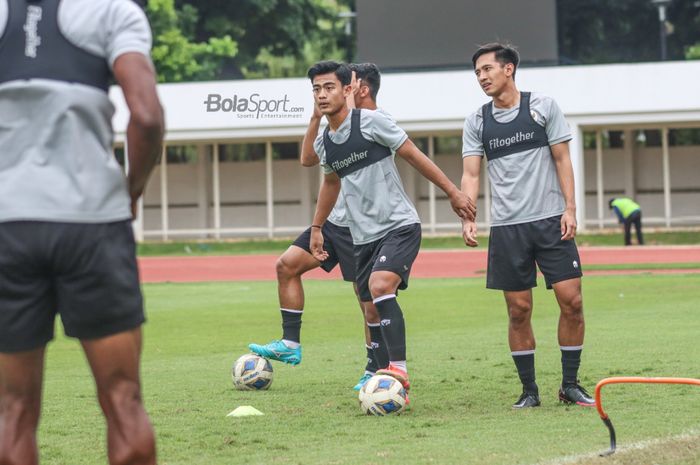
[481,92,549,161]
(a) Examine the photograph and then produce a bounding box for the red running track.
[138,246,700,283]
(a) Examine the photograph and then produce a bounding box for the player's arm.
[113,52,165,219]
[613,206,624,223]
[461,156,481,247]
[309,172,341,262]
[396,139,476,221]
[300,106,322,167]
[551,141,577,240]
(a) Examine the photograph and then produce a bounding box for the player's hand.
[350,71,361,96]
[462,220,478,247]
[312,100,322,119]
[561,209,577,240]
[310,227,329,261]
[449,190,476,221]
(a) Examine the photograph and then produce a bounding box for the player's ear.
[504,63,514,78]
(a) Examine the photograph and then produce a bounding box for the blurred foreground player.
[0,1,164,464]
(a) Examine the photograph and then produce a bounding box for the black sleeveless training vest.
[481,92,549,162]
[0,0,111,91]
[322,109,392,178]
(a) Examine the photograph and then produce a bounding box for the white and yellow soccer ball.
[358,374,407,416]
[232,354,274,391]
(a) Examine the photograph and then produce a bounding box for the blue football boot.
[248,340,301,366]
[353,372,373,391]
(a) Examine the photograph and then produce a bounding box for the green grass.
[468,263,700,274]
[39,275,700,465]
[136,230,700,256]
[581,262,700,271]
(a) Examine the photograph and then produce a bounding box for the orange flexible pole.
[594,377,700,456]
[595,377,700,420]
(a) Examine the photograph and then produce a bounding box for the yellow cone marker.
[227,406,264,417]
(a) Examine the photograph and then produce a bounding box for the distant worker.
[609,197,644,246]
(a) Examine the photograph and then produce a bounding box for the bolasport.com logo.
[203,93,305,119]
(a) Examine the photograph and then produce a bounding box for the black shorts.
[487,215,583,291]
[354,223,422,301]
[292,221,355,282]
[0,220,145,353]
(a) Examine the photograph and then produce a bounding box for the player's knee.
[275,255,297,280]
[507,302,532,325]
[571,293,583,312]
[561,293,584,318]
[368,282,393,300]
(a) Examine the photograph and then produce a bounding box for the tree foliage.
[147,0,700,82]
[687,44,700,59]
[147,0,238,82]
[174,0,354,78]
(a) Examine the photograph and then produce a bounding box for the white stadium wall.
[111,61,700,240]
[584,144,700,227]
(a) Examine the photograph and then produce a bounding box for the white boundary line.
[531,428,700,465]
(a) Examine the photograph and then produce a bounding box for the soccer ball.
[358,374,407,416]
[232,354,274,391]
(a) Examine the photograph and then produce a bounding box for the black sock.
[512,351,538,394]
[364,345,377,373]
[373,295,406,362]
[561,347,582,386]
[280,308,302,343]
[368,323,389,370]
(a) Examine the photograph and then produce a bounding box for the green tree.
[685,5,700,61]
[147,0,238,82]
[176,0,354,78]
[687,44,700,59]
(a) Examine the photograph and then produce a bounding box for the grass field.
[136,230,700,256]
[39,274,700,465]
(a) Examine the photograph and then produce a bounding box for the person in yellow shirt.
[609,197,644,246]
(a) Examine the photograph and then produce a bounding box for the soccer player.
[0,1,164,464]
[307,60,475,394]
[249,65,390,391]
[461,43,594,408]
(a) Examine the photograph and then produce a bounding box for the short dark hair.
[608,198,615,209]
[307,61,352,86]
[349,63,381,101]
[471,43,520,78]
